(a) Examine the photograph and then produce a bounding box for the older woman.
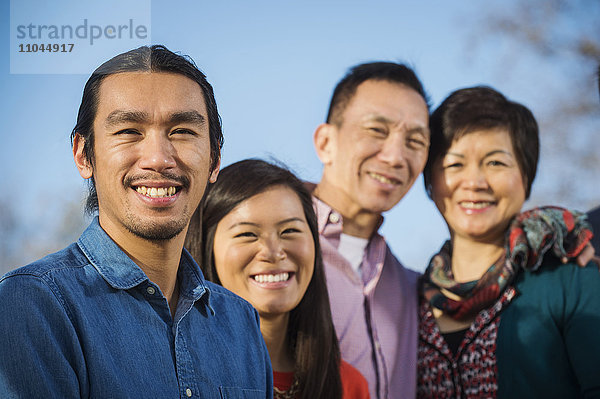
[185,159,369,399]
[417,86,600,398]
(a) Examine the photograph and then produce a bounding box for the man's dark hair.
[423,86,540,199]
[71,45,223,214]
[325,61,430,125]
[185,159,343,399]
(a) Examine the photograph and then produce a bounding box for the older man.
[311,62,430,399]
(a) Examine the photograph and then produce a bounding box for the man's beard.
[123,206,189,241]
[121,171,193,241]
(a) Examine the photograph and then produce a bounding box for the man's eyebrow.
[364,115,430,134]
[364,114,393,124]
[168,111,206,126]
[105,110,149,128]
[104,110,207,128]
[406,126,429,136]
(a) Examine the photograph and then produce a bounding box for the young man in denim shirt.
[0,45,272,398]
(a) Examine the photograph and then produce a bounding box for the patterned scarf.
[422,206,593,321]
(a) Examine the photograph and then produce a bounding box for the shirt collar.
[309,185,388,289]
[178,247,211,301]
[313,194,343,235]
[308,184,385,237]
[77,217,210,302]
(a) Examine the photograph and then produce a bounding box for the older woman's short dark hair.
[423,86,539,199]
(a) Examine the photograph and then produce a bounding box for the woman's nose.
[258,237,286,262]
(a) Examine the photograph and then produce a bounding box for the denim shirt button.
[185,388,192,397]
[146,286,156,295]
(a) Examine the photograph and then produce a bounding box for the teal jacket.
[497,260,600,398]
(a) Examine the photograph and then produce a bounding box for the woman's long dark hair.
[185,159,342,399]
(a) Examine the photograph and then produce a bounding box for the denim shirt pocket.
[219,386,266,399]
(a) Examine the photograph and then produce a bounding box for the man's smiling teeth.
[368,172,396,185]
[253,272,290,283]
[460,201,493,209]
[136,186,177,198]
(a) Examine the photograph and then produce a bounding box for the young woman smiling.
[185,159,369,399]
[417,86,600,398]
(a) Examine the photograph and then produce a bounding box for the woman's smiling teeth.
[136,186,177,198]
[253,272,290,283]
[459,201,494,209]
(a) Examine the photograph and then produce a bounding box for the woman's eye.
[234,232,256,238]
[444,162,463,169]
[282,228,300,235]
[488,160,507,167]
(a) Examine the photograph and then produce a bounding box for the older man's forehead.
[340,83,428,127]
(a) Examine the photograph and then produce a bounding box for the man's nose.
[378,134,406,167]
[138,132,177,172]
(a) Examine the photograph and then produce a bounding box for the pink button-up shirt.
[313,195,419,399]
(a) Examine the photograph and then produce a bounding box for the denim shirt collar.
[77,217,211,304]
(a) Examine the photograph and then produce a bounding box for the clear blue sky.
[1,0,598,272]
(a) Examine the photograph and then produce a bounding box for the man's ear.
[313,123,338,165]
[73,133,93,179]
[208,157,221,183]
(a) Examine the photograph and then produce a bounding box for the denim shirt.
[0,218,273,398]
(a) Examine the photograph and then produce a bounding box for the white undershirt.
[338,233,369,276]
